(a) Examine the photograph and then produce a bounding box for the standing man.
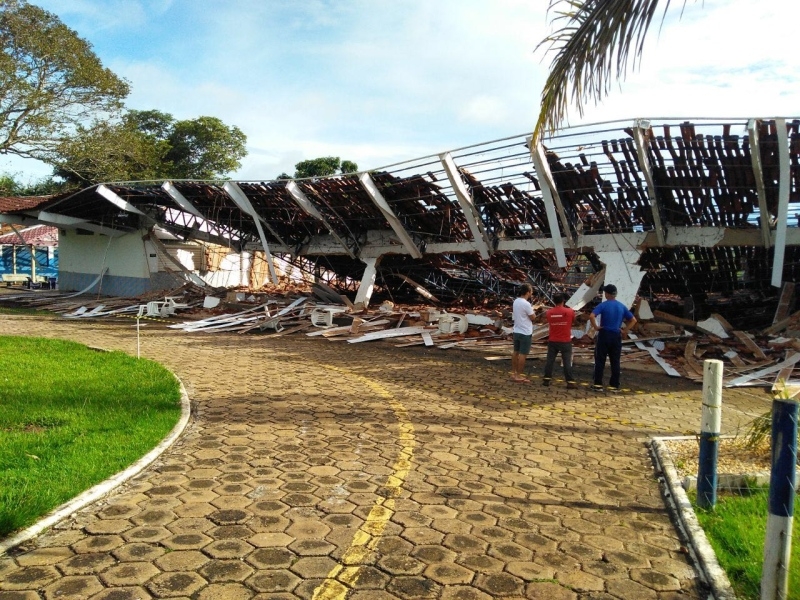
[511,283,536,383]
[543,292,577,389]
[589,284,637,391]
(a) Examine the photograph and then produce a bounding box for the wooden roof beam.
[439,152,492,260]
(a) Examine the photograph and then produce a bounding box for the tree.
[51,111,248,185]
[290,156,359,179]
[166,116,247,180]
[52,118,168,185]
[534,0,681,141]
[0,173,19,195]
[0,0,129,160]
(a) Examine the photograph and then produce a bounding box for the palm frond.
[534,0,688,142]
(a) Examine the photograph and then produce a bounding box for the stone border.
[650,436,737,600]
[0,370,191,555]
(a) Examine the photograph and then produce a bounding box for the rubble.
[2,282,799,392]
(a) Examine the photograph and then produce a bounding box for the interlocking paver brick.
[2,565,61,590]
[0,590,41,600]
[57,552,116,575]
[423,562,474,585]
[146,571,206,597]
[13,547,73,567]
[3,314,769,600]
[100,561,160,586]
[154,551,209,572]
[245,570,300,594]
[89,586,154,599]
[474,572,525,596]
[525,581,577,599]
[198,559,253,582]
[196,583,253,600]
[41,574,103,598]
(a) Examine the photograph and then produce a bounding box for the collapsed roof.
[1,117,798,327]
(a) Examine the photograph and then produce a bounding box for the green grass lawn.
[0,305,52,315]
[694,488,800,600]
[0,336,181,537]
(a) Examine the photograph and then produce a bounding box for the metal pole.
[698,359,723,509]
[761,397,798,600]
[136,305,145,359]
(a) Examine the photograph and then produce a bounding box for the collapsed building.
[0,117,798,330]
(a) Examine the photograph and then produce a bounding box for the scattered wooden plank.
[723,348,747,368]
[762,309,800,335]
[421,332,434,347]
[263,322,315,337]
[697,316,730,338]
[726,352,800,387]
[628,333,681,377]
[621,334,682,345]
[396,274,440,303]
[653,310,697,328]
[710,313,735,334]
[732,330,769,361]
[347,326,429,343]
[683,340,704,377]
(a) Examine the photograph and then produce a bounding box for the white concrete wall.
[59,230,149,279]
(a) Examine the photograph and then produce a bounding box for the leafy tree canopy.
[166,116,247,180]
[52,110,248,186]
[291,156,358,179]
[0,171,65,195]
[0,0,129,160]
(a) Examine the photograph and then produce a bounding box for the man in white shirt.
[511,283,536,383]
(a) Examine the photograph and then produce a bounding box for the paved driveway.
[0,314,770,599]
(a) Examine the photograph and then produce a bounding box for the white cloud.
[12,0,800,183]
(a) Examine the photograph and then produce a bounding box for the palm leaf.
[534,0,690,141]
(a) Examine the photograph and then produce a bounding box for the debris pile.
[2,285,799,391]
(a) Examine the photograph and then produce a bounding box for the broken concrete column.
[354,256,382,308]
[593,250,646,309]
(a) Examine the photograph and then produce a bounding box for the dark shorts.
[513,333,532,355]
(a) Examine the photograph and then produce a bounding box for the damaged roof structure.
[1,117,798,329]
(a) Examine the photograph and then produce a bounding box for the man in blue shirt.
[589,284,637,391]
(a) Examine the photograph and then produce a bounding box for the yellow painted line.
[114,314,171,323]
[312,365,415,600]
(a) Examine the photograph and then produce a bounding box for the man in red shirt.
[543,292,578,389]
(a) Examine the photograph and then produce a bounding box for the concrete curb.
[650,436,737,600]
[0,370,191,555]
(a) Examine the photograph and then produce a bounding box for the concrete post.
[698,359,723,509]
[761,397,798,600]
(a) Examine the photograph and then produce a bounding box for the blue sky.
[4,0,798,183]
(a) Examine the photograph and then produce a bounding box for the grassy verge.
[0,306,52,315]
[0,336,181,537]
[693,488,800,600]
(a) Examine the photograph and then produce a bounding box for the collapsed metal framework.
[1,118,798,322]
